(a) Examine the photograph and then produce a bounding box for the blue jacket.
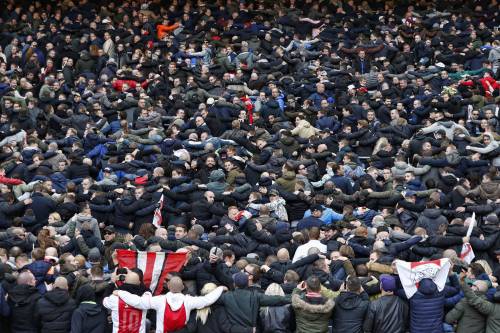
[316,115,341,133]
[409,278,445,333]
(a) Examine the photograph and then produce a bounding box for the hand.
[128,222,134,230]
[113,290,120,296]
[462,236,470,244]
[261,265,270,273]
[297,281,306,291]
[74,229,81,238]
[209,254,219,264]
[222,286,229,292]
[114,188,124,194]
[455,206,465,213]
[23,198,32,205]
[459,271,466,282]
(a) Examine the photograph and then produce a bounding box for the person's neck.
[381,290,394,296]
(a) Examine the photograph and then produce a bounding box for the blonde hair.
[48,212,61,223]
[196,283,217,324]
[476,260,492,275]
[262,283,285,315]
[373,137,389,155]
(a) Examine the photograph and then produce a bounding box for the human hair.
[196,283,218,324]
[346,276,361,292]
[262,283,285,314]
[309,227,320,240]
[31,247,45,261]
[284,270,299,283]
[306,275,321,292]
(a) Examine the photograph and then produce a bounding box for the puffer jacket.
[7,284,42,333]
[291,120,319,139]
[34,288,76,333]
[330,291,370,333]
[292,289,335,333]
[363,294,409,333]
[276,171,297,192]
[468,181,500,201]
[409,278,445,333]
[391,161,431,178]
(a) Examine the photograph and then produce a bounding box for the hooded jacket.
[35,288,76,333]
[409,278,445,333]
[330,291,369,333]
[7,284,42,333]
[292,289,335,333]
[416,208,448,236]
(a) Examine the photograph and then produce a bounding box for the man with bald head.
[35,276,76,333]
[116,275,226,333]
[7,270,41,333]
[104,270,150,333]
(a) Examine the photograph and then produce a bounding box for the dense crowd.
[0,0,499,333]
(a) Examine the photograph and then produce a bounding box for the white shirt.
[292,239,327,262]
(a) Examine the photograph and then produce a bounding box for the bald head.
[125,271,141,285]
[45,247,58,258]
[54,277,69,290]
[167,276,184,293]
[17,271,35,286]
[474,280,488,293]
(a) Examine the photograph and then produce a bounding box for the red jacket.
[0,175,23,185]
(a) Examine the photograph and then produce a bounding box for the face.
[205,192,215,204]
[175,226,187,239]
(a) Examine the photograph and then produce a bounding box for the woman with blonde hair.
[259,283,294,333]
[182,282,250,333]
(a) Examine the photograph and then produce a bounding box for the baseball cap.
[310,204,324,212]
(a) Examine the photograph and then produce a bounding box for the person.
[7,270,41,333]
[103,270,149,333]
[461,275,500,333]
[363,274,409,333]
[259,283,294,333]
[445,279,488,333]
[291,276,335,333]
[330,276,369,333]
[219,272,290,332]
[34,276,76,333]
[292,227,327,262]
[407,278,447,333]
[71,284,107,333]
[115,276,225,333]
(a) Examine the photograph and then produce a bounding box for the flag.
[116,249,186,295]
[465,212,475,238]
[395,258,451,298]
[152,194,164,228]
[460,242,475,264]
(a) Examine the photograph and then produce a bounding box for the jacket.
[220,287,290,329]
[30,192,57,225]
[363,294,409,333]
[445,290,486,333]
[416,209,448,236]
[462,282,500,333]
[70,302,106,333]
[391,161,430,178]
[7,284,42,333]
[291,120,319,139]
[330,291,369,333]
[291,289,334,333]
[259,304,293,333]
[35,288,76,333]
[409,278,445,333]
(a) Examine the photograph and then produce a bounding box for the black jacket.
[363,294,409,333]
[35,288,76,333]
[7,284,42,333]
[70,302,106,333]
[176,304,253,333]
[330,291,369,333]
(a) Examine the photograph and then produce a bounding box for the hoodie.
[35,288,76,333]
[331,291,370,333]
[8,284,42,333]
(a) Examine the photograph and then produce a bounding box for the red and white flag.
[116,249,186,295]
[460,212,476,264]
[152,194,164,228]
[395,258,451,298]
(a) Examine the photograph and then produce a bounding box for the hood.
[335,291,363,310]
[394,161,410,170]
[80,51,91,61]
[8,284,39,305]
[79,302,102,316]
[418,278,437,295]
[291,293,335,314]
[423,208,443,219]
[75,214,94,223]
[45,288,71,306]
[281,171,296,180]
[209,169,225,182]
[280,136,296,146]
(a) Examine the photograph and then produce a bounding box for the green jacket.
[445,292,487,333]
[219,288,290,329]
[462,282,500,333]
[292,288,335,333]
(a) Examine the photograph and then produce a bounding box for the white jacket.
[117,287,224,333]
[103,294,148,333]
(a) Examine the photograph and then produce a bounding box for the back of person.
[35,286,76,333]
[330,291,369,333]
[71,284,106,333]
[445,294,486,333]
[364,294,408,333]
[7,272,41,333]
[259,303,293,333]
[409,278,444,333]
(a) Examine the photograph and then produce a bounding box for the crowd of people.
[0,0,499,332]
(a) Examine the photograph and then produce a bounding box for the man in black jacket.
[34,276,76,333]
[331,276,370,333]
[363,274,409,333]
[7,270,42,333]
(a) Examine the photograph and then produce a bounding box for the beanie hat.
[380,274,397,292]
[233,272,248,288]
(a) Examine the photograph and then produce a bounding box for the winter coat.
[180,304,253,333]
[276,171,297,193]
[391,161,431,178]
[363,294,409,333]
[330,291,369,333]
[445,290,487,333]
[259,304,294,333]
[35,288,76,333]
[291,289,334,333]
[70,302,106,333]
[30,192,57,226]
[7,284,42,333]
[0,197,26,228]
[409,278,445,333]
[416,208,448,236]
[291,120,319,139]
[462,282,500,333]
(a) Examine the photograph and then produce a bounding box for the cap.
[348,84,356,90]
[380,274,397,292]
[103,167,112,173]
[88,248,101,264]
[232,272,249,288]
[486,214,499,225]
[104,225,115,234]
[269,189,279,197]
[207,97,215,105]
